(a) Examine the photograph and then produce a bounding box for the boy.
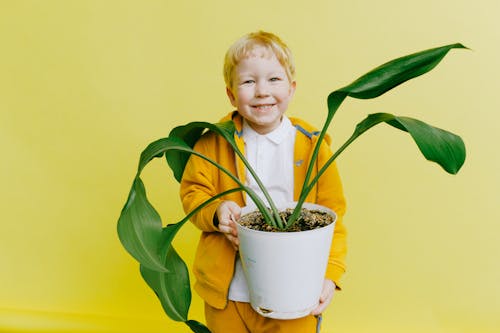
[180,31,347,333]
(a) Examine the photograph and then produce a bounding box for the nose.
[255,81,270,97]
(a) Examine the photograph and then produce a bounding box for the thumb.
[228,203,242,220]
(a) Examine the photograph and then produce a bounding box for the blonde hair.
[223,31,295,89]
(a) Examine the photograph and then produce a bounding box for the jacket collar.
[222,110,331,145]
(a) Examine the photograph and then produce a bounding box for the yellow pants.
[205,301,320,333]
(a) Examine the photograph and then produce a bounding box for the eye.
[241,79,255,85]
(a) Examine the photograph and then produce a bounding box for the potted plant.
[236,202,338,319]
[117,43,467,332]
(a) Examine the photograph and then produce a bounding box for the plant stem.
[230,142,284,229]
[300,133,357,204]
[287,92,348,228]
[187,149,278,228]
[182,188,244,227]
[297,113,387,213]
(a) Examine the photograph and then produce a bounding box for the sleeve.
[316,141,348,289]
[179,135,221,232]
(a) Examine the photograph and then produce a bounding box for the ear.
[226,87,237,107]
[289,80,297,97]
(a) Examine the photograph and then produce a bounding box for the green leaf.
[169,120,236,145]
[313,113,465,187]
[140,245,191,322]
[387,116,466,174]
[186,320,212,333]
[293,44,467,226]
[338,43,467,99]
[138,136,192,176]
[117,177,166,272]
[351,113,466,174]
[166,121,283,227]
[354,112,396,133]
[138,134,233,184]
[135,126,277,226]
[166,121,237,182]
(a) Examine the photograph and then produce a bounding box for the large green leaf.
[138,134,235,183]
[350,113,466,174]
[138,134,243,193]
[167,121,237,182]
[136,133,256,212]
[135,127,278,226]
[169,120,236,145]
[140,245,191,322]
[386,116,466,174]
[293,43,467,226]
[338,43,467,99]
[137,136,186,175]
[117,177,166,272]
[311,113,466,189]
[321,43,467,135]
[118,137,199,270]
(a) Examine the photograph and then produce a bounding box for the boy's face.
[226,48,296,134]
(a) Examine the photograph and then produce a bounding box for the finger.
[228,202,242,215]
[219,222,233,235]
[311,288,334,315]
[219,224,236,237]
[225,234,239,250]
[227,219,239,236]
[229,232,239,244]
[229,214,237,227]
[218,223,230,233]
[320,287,332,302]
[225,233,236,242]
[321,280,335,301]
[324,290,333,303]
[229,210,241,222]
[312,293,332,315]
[311,302,326,316]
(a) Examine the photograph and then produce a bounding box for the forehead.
[235,46,284,72]
[234,56,286,79]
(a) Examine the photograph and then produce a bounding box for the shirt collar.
[242,116,294,144]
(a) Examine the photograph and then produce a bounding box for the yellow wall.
[1,0,498,332]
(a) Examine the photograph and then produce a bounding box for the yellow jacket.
[180,111,347,309]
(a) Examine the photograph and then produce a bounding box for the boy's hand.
[216,200,241,250]
[311,279,336,316]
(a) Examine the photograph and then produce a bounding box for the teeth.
[253,105,273,110]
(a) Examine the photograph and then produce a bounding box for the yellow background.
[1,0,499,332]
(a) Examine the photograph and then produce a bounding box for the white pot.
[236,202,336,319]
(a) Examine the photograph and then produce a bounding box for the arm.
[180,133,244,240]
[180,134,224,232]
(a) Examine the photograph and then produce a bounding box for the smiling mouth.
[251,104,275,111]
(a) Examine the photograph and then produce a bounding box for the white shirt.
[228,116,296,302]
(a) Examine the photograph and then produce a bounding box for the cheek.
[278,90,293,103]
[236,89,252,104]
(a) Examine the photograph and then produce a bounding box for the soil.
[238,207,334,232]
